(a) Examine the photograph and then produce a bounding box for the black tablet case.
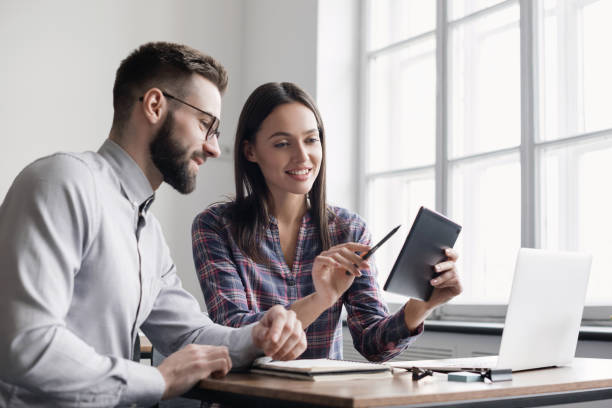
[383,207,462,301]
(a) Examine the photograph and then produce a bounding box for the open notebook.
[251,357,393,382]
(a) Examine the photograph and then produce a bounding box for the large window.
[363,0,612,318]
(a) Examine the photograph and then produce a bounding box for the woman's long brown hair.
[228,82,331,262]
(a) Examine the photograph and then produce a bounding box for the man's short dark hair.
[112,42,228,128]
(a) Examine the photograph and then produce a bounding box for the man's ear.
[243,140,258,163]
[140,88,165,125]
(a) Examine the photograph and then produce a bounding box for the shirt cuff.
[391,306,425,340]
[120,359,166,406]
[229,323,264,369]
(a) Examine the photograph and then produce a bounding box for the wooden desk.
[185,358,612,407]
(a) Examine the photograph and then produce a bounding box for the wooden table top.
[195,358,612,407]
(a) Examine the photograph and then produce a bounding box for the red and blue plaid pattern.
[192,203,422,361]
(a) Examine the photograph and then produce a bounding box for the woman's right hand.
[311,242,371,308]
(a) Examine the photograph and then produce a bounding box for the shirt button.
[287,278,296,286]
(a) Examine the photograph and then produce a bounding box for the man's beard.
[150,112,197,194]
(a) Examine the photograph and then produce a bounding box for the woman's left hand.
[426,248,463,307]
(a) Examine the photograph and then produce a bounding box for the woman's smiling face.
[244,102,322,198]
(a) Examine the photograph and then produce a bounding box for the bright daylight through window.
[363,0,612,315]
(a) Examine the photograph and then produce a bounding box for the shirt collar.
[98,139,155,210]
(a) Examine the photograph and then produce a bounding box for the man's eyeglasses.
[138,91,220,141]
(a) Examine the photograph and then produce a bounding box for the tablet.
[383,207,462,301]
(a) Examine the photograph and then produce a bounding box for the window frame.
[359,0,612,324]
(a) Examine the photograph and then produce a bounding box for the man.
[0,42,306,407]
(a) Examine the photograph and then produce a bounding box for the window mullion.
[520,0,537,249]
[436,0,448,216]
[432,0,448,320]
[357,0,369,215]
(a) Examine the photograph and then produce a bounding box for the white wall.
[241,0,318,99]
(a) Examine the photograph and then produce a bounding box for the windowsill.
[343,302,612,340]
[423,320,612,341]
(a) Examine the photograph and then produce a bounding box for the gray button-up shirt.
[0,140,260,407]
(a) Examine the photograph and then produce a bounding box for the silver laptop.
[390,248,592,372]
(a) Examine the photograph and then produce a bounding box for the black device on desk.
[383,207,461,301]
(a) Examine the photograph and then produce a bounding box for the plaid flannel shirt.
[192,203,423,361]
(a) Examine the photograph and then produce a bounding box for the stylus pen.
[346,224,401,276]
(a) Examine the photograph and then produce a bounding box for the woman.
[192,82,462,361]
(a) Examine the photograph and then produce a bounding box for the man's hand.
[252,305,307,360]
[157,344,231,400]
